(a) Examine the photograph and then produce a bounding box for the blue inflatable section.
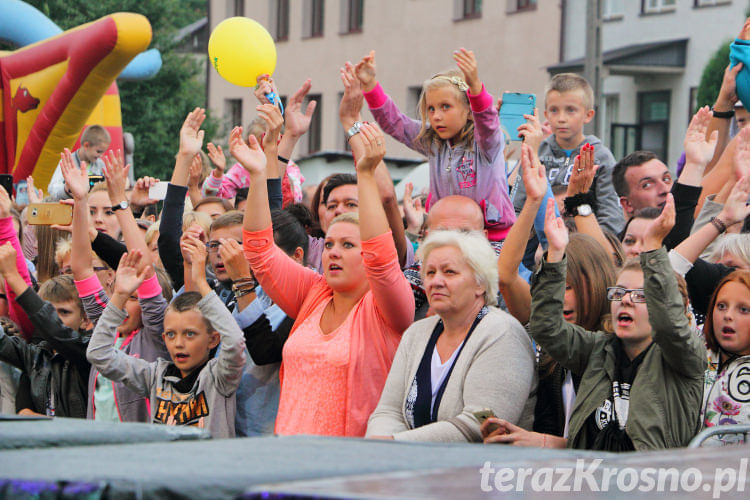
[0,0,161,79]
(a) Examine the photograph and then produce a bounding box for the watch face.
[577,204,592,217]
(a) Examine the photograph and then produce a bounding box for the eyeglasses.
[205,240,243,253]
[606,287,647,303]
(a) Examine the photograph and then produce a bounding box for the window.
[304,0,325,38]
[602,95,619,154]
[337,92,352,152]
[602,0,624,19]
[505,0,536,13]
[225,99,242,129]
[272,0,289,41]
[694,0,731,6]
[638,90,671,161]
[407,86,423,120]
[340,0,364,34]
[306,94,322,154]
[642,0,676,14]
[228,0,244,16]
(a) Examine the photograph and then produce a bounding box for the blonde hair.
[182,210,212,235]
[415,69,474,149]
[89,181,109,195]
[417,230,499,307]
[145,221,161,247]
[545,73,594,110]
[54,237,73,267]
[81,125,111,147]
[329,211,359,227]
[246,116,267,143]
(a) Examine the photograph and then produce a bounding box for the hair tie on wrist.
[710,216,728,234]
[277,155,290,164]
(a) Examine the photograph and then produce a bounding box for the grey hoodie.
[86,291,246,438]
[514,135,625,234]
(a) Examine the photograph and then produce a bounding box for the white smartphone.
[148,181,169,201]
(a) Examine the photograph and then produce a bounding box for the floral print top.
[701,350,750,445]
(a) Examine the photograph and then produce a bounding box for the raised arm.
[0,187,32,337]
[277,79,316,161]
[61,149,96,282]
[497,144,543,324]
[528,200,598,374]
[641,195,706,377]
[565,143,618,260]
[704,63,743,175]
[236,126,323,317]
[171,108,205,187]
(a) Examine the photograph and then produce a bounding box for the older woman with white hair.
[366,230,537,442]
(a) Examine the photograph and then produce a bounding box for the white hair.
[710,233,750,268]
[417,230,499,306]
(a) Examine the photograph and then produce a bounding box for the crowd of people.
[1,20,750,453]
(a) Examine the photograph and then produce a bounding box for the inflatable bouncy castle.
[0,0,161,192]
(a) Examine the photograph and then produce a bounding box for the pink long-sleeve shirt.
[243,226,414,436]
[0,216,33,339]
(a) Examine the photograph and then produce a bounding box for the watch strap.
[563,191,597,218]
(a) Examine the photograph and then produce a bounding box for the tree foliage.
[24,0,216,179]
[696,41,732,112]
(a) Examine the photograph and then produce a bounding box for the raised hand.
[257,103,284,151]
[453,47,481,95]
[130,176,160,209]
[684,106,718,168]
[544,198,568,262]
[60,148,90,200]
[402,182,425,234]
[566,143,598,197]
[114,251,150,298]
[26,176,43,204]
[339,61,364,125]
[716,63,743,111]
[520,143,547,203]
[253,74,278,105]
[206,142,226,172]
[719,174,750,226]
[179,107,206,156]
[355,123,386,175]
[102,149,130,205]
[182,233,209,289]
[354,50,377,92]
[643,193,676,252]
[229,126,266,176]
[283,79,317,138]
[218,239,251,281]
[516,108,544,153]
[0,242,18,277]
[187,154,203,190]
[734,126,750,179]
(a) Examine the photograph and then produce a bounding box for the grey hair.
[710,233,750,269]
[417,230,499,306]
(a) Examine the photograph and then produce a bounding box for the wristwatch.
[111,200,129,212]
[576,204,593,217]
[345,121,364,142]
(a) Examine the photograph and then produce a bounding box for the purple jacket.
[364,83,515,240]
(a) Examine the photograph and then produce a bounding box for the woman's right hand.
[719,174,750,226]
[354,50,377,92]
[544,198,568,262]
[229,126,267,177]
[355,124,386,175]
[60,148,90,201]
[643,193,676,252]
[520,143,547,204]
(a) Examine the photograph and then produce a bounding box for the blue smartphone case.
[500,93,536,141]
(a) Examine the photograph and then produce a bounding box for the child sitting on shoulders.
[355,48,515,241]
[86,248,246,438]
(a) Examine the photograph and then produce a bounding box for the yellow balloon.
[208,17,277,87]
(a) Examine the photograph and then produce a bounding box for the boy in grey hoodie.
[513,73,625,235]
[87,246,246,438]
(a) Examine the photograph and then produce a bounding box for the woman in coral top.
[234,106,414,437]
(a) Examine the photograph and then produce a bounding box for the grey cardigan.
[366,307,537,442]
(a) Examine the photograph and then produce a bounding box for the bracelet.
[712,107,735,119]
[233,285,257,298]
[563,191,597,218]
[710,216,728,234]
[277,155,290,164]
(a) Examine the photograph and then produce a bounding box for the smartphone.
[500,92,537,141]
[148,181,169,201]
[0,174,13,196]
[14,180,28,206]
[27,203,73,226]
[88,175,105,189]
[472,408,501,435]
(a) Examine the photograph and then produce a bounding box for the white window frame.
[643,0,676,14]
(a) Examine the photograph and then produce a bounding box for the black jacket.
[0,288,91,417]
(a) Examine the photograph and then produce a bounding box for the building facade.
[206,0,561,184]
[554,0,748,167]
